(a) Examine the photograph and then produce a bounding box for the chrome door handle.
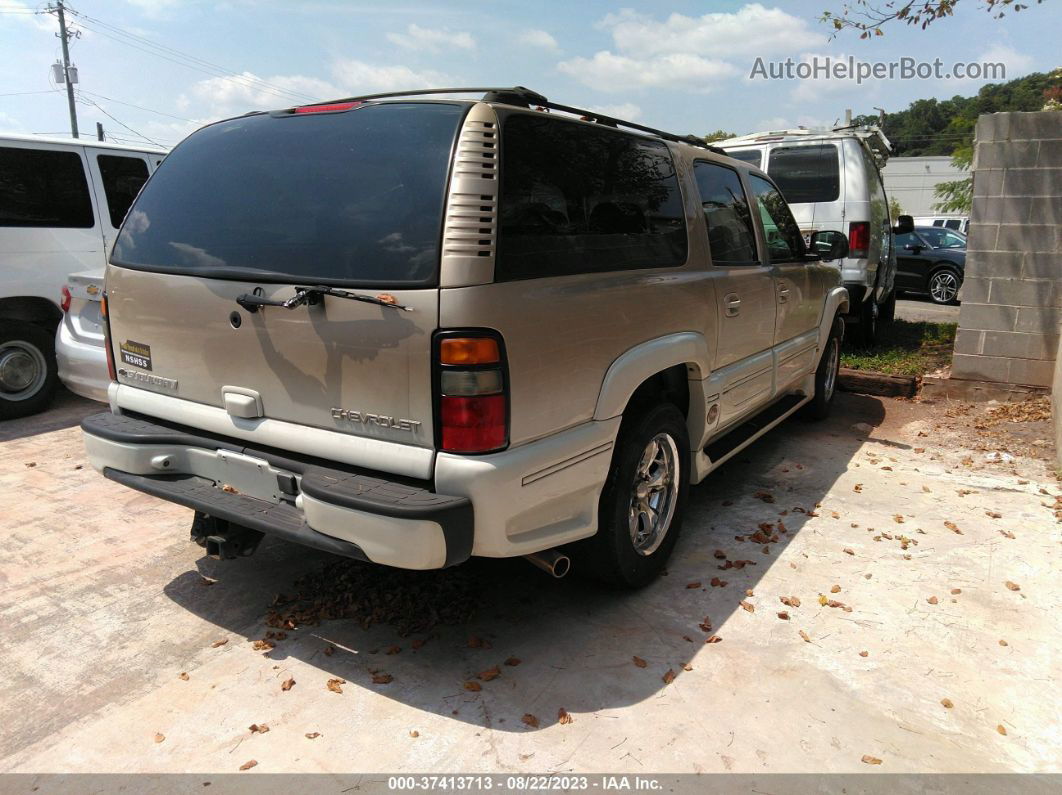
[723,293,741,317]
[778,286,790,303]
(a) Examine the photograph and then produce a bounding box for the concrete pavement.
[0,390,1058,774]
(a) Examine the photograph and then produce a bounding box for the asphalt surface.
[894,296,961,324]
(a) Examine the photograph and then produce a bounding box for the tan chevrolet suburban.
[82,87,853,587]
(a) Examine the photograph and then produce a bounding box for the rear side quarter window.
[496,114,688,281]
[693,161,758,266]
[97,155,150,228]
[0,146,94,228]
[749,174,805,262]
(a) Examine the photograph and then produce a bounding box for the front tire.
[0,321,59,420]
[928,267,962,305]
[576,403,690,588]
[803,315,843,421]
[857,296,879,347]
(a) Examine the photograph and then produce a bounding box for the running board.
[702,394,808,473]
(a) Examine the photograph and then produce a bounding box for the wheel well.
[625,364,691,421]
[0,297,62,331]
[930,262,961,276]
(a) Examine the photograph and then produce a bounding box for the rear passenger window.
[767,144,839,204]
[724,149,762,169]
[0,147,94,228]
[497,114,687,281]
[749,175,805,262]
[693,161,758,265]
[97,155,149,228]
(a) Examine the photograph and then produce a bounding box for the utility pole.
[53,1,79,138]
[96,121,104,141]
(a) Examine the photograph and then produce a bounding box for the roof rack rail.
[293,86,726,155]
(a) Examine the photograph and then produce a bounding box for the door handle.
[723,293,741,317]
[778,286,791,303]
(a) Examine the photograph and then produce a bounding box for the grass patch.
[842,319,957,377]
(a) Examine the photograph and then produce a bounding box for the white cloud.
[600,5,827,60]
[588,102,642,121]
[558,51,737,92]
[518,29,558,50]
[975,44,1033,80]
[182,71,337,119]
[559,4,822,93]
[0,0,54,31]
[330,58,455,93]
[386,23,475,53]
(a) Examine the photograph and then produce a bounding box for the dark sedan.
[894,226,967,304]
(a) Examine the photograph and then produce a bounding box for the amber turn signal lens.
[440,337,500,365]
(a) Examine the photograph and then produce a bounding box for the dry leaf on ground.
[239,760,258,771]
[632,656,647,668]
[944,521,963,534]
[410,730,420,737]
[477,666,501,681]
[861,755,882,765]
[464,681,482,692]
[385,645,401,655]
[505,657,521,666]
[859,650,869,657]
[178,672,189,681]
[1005,581,1021,591]
[941,699,954,708]
[249,723,269,734]
[305,732,321,739]
[927,596,939,605]
[521,713,539,728]
[662,669,676,684]
[154,733,165,743]
[211,639,228,648]
[799,630,811,643]
[372,673,393,684]
[326,678,345,694]
[997,724,1008,736]
[281,678,295,691]
[705,635,722,644]
[843,548,855,556]
[830,585,841,593]
[777,611,790,620]
[740,600,755,613]
[558,708,573,725]
[686,582,701,589]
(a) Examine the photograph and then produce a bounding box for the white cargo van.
[718,127,901,346]
[0,134,166,417]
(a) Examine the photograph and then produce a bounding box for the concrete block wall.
[952,111,1062,388]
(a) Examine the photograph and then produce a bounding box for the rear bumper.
[81,412,472,570]
[55,321,109,402]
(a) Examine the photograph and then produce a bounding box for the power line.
[64,7,317,104]
[77,88,194,122]
[76,94,163,147]
[0,89,62,97]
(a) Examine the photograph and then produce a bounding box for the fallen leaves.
[830,585,841,594]
[252,640,275,652]
[853,483,863,493]
[705,635,722,644]
[941,699,954,709]
[997,724,1008,736]
[632,656,648,668]
[799,630,812,643]
[709,577,728,588]
[999,639,1008,647]
[521,713,539,728]
[326,678,345,694]
[557,708,573,725]
[754,491,775,503]
[410,730,420,738]
[927,596,939,605]
[385,644,401,655]
[662,669,676,685]
[843,548,855,556]
[986,511,1002,519]
[281,678,295,691]
[178,672,189,681]
[249,723,269,734]
[372,673,394,685]
[686,581,702,589]
[463,681,482,692]
[777,611,790,620]
[859,650,869,657]
[1004,580,1021,592]
[950,588,962,595]
[944,521,963,535]
[861,755,883,765]
[211,639,228,648]
[239,760,258,771]
[305,732,321,739]
[153,732,165,743]
[893,514,905,524]
[477,666,501,682]
[780,596,801,608]
[505,657,521,667]
[739,600,755,613]
[1000,530,1016,539]
[713,549,727,559]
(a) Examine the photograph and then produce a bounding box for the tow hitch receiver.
[190,511,265,560]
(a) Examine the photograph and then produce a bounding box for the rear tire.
[0,321,59,420]
[880,289,897,323]
[802,316,843,421]
[928,267,962,305]
[858,297,879,347]
[574,403,690,588]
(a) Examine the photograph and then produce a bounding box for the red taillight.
[293,101,362,114]
[440,395,507,453]
[436,332,508,454]
[101,295,117,382]
[60,285,72,313]
[848,222,870,259]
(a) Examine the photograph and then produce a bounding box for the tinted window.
[767,144,839,204]
[112,103,465,286]
[97,155,149,228]
[895,232,920,249]
[919,228,966,249]
[749,175,804,262]
[724,149,762,169]
[0,147,94,228]
[497,114,687,280]
[693,161,757,265]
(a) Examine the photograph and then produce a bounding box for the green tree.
[933,147,973,214]
[888,196,905,221]
[704,130,737,143]
[822,0,1044,39]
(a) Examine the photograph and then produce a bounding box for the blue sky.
[1,0,1058,149]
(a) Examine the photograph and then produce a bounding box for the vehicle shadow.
[163,392,891,732]
[0,388,101,442]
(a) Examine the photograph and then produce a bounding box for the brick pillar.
[951,111,1062,388]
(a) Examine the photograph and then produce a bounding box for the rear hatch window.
[767,144,840,204]
[112,102,466,286]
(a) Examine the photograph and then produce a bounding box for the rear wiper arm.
[236,285,412,313]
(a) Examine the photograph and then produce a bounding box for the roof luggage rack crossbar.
[293,86,727,155]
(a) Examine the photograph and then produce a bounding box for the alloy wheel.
[628,432,680,556]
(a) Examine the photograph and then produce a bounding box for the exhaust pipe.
[524,548,571,579]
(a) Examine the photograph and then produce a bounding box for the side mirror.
[809,230,849,262]
[893,214,914,235]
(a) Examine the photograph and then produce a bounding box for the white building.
[881,155,968,218]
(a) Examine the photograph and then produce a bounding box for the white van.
[718,127,898,346]
[914,216,970,235]
[0,134,166,418]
